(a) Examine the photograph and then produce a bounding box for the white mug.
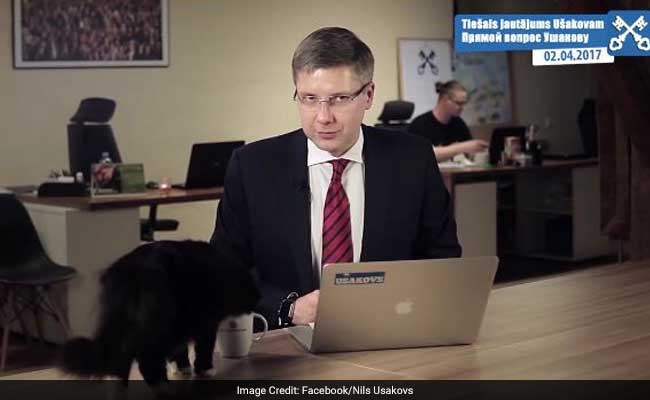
[217,312,268,358]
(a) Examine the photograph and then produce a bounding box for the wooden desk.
[440,159,598,196]
[4,261,650,380]
[325,260,650,379]
[12,188,222,342]
[440,159,612,260]
[16,187,223,210]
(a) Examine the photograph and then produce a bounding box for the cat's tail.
[59,248,150,378]
[60,337,108,377]
[59,272,132,378]
[59,285,136,378]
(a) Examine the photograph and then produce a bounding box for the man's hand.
[433,139,490,162]
[459,139,489,154]
[291,289,320,325]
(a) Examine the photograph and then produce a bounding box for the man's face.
[444,89,468,117]
[295,66,374,157]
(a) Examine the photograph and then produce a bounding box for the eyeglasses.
[448,97,468,107]
[293,82,370,110]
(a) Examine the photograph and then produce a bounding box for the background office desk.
[17,187,223,210]
[441,159,613,260]
[15,188,222,343]
[3,260,650,380]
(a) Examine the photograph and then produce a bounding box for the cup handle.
[252,312,268,342]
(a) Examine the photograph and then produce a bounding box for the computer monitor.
[489,126,526,165]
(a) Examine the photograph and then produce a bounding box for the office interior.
[1,0,649,377]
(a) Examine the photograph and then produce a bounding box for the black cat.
[60,240,259,387]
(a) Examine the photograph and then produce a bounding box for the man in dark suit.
[211,27,461,330]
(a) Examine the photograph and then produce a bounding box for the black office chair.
[67,98,179,241]
[0,194,77,371]
[375,100,415,132]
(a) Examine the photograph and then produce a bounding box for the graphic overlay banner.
[455,12,650,65]
[606,11,650,56]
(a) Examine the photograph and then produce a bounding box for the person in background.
[408,80,488,162]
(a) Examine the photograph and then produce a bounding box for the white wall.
[0,0,452,240]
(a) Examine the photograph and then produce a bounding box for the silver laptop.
[288,256,499,353]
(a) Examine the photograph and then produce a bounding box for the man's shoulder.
[237,129,304,158]
[407,112,436,136]
[410,111,433,126]
[364,125,432,149]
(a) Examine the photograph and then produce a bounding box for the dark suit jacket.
[211,125,461,329]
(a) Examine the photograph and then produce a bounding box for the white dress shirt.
[307,129,365,278]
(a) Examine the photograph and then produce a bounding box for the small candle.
[159,177,172,191]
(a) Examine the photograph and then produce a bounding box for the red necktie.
[322,159,353,267]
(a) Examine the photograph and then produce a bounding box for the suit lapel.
[282,132,316,293]
[360,126,392,261]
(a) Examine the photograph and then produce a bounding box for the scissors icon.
[417,50,439,75]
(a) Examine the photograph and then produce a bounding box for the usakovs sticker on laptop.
[335,272,385,285]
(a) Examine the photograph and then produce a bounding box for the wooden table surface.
[3,260,649,380]
[439,158,598,195]
[440,158,598,176]
[325,260,650,379]
[16,187,223,210]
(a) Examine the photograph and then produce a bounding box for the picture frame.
[12,0,169,69]
[91,163,146,197]
[398,39,454,120]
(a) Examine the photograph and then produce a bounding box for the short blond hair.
[292,27,374,84]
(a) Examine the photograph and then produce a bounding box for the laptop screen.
[489,126,526,165]
[184,141,245,189]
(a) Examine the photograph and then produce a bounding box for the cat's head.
[217,264,261,316]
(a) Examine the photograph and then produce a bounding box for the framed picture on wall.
[12,0,169,69]
[398,39,453,120]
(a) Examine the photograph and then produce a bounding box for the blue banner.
[455,12,650,57]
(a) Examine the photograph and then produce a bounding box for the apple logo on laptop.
[395,299,414,315]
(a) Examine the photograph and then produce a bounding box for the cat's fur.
[60,240,259,386]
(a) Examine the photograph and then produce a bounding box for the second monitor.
[174,141,245,189]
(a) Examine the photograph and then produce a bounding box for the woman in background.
[408,80,488,162]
